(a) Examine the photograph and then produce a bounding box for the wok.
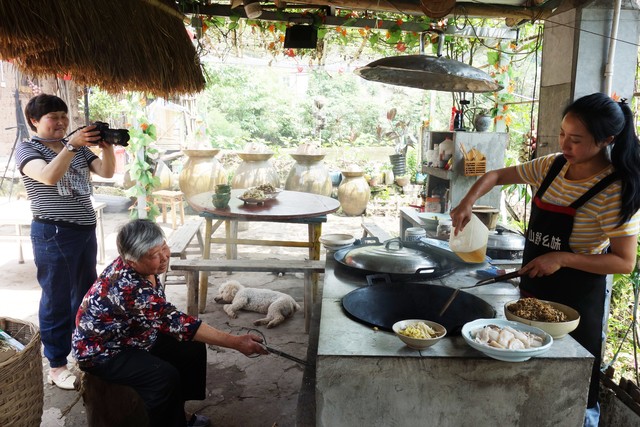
[341,277,496,335]
[333,238,456,282]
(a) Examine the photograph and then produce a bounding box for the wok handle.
[474,270,521,286]
[438,288,460,317]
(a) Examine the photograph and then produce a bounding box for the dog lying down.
[213,280,301,328]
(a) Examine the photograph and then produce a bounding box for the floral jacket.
[72,256,202,366]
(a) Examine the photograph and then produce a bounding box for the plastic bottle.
[449,214,488,263]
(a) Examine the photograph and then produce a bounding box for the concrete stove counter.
[316,254,594,427]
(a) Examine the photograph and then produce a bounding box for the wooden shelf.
[422,166,451,180]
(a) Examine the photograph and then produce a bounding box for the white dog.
[213,280,301,328]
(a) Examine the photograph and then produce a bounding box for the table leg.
[95,207,105,264]
[304,271,312,333]
[198,218,213,314]
[308,223,322,302]
[15,224,24,264]
[186,271,198,316]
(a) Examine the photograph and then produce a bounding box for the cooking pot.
[341,279,496,335]
[334,238,455,281]
[486,228,525,260]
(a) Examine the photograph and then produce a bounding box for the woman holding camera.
[15,93,116,389]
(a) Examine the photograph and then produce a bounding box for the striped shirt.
[516,154,640,254]
[15,139,99,227]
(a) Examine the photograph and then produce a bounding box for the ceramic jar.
[231,152,280,190]
[178,149,227,202]
[338,171,370,216]
[474,113,493,132]
[285,153,332,196]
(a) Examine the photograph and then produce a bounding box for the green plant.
[121,95,161,221]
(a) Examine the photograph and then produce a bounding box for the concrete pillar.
[537,1,640,157]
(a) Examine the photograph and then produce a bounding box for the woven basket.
[464,159,487,176]
[0,317,43,427]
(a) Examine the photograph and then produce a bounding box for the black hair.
[24,94,68,132]
[563,92,640,226]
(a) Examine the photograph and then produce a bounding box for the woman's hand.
[519,252,566,278]
[236,333,269,357]
[67,124,102,149]
[449,202,473,234]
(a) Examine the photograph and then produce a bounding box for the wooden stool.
[152,190,185,230]
[80,372,148,427]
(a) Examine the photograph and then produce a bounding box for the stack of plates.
[417,212,450,231]
[319,233,355,251]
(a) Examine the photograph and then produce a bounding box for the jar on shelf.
[178,149,227,204]
[285,153,332,196]
[231,152,280,190]
[405,227,426,242]
[437,219,452,240]
[425,196,441,213]
[338,170,370,216]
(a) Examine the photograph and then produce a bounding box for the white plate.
[461,318,553,362]
[238,189,281,204]
[320,233,355,251]
[416,212,450,231]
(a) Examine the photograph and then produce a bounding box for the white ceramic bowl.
[392,319,447,350]
[417,212,450,231]
[319,233,355,251]
[461,318,553,362]
[504,299,580,339]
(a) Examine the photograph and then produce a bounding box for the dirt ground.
[0,198,401,427]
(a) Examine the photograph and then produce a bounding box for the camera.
[93,121,130,147]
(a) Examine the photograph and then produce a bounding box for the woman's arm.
[88,142,116,178]
[22,149,77,185]
[519,234,638,277]
[193,323,268,356]
[450,166,525,232]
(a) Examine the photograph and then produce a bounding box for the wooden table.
[0,199,107,264]
[188,190,341,313]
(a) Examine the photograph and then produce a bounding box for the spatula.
[438,270,521,317]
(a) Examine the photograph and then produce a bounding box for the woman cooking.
[450,92,640,426]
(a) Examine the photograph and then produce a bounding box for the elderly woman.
[72,219,267,427]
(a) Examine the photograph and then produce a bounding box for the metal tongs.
[438,270,521,317]
[247,328,308,366]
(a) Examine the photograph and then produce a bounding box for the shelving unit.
[421,129,508,210]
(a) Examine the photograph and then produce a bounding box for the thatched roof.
[0,0,205,97]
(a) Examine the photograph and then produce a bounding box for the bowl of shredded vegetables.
[392,319,447,350]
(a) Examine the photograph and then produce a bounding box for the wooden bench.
[361,222,394,242]
[163,218,204,283]
[170,258,325,332]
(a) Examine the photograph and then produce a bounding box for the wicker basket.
[0,317,43,427]
[464,159,487,176]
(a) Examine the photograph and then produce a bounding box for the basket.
[0,317,43,427]
[464,159,486,176]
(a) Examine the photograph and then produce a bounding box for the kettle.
[449,213,489,263]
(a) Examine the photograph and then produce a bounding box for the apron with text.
[520,155,618,408]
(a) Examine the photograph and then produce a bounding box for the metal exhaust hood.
[355,32,502,93]
[354,54,502,93]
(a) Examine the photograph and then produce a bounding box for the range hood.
[354,54,502,93]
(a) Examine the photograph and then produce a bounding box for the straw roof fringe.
[0,0,205,97]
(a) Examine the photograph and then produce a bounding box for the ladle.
[438,270,521,317]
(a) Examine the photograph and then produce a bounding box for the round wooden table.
[187,190,341,313]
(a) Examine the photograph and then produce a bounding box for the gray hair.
[116,219,166,262]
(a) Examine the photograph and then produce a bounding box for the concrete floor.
[0,200,400,427]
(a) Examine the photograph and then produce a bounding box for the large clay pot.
[178,149,227,203]
[285,153,332,196]
[231,152,280,189]
[338,171,370,216]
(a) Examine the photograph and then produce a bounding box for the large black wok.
[341,279,496,335]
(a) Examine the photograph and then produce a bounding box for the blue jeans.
[32,221,97,368]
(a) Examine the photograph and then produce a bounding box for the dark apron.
[520,155,618,408]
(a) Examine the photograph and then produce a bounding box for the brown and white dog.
[213,280,301,328]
